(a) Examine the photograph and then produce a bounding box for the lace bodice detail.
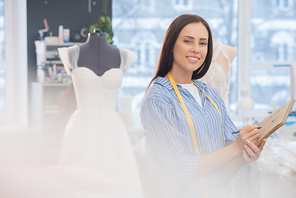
[199,39,232,109]
[58,45,137,113]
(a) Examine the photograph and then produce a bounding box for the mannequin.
[217,44,237,75]
[199,39,238,112]
[59,29,121,114]
[57,30,143,198]
[77,29,121,75]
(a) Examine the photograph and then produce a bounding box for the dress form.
[213,42,237,78]
[77,30,120,76]
[57,30,142,197]
[59,30,121,115]
[199,39,238,112]
[224,44,237,63]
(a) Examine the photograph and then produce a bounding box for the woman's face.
[172,22,208,75]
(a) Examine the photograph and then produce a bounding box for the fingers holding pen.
[239,125,258,135]
[234,125,260,155]
[240,125,259,143]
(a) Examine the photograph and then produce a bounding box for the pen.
[232,127,262,134]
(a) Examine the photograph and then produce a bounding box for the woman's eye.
[200,42,207,46]
[184,40,191,43]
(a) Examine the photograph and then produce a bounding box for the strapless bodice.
[71,67,123,112]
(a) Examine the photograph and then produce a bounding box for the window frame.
[0,0,28,129]
[235,0,293,124]
[0,0,15,125]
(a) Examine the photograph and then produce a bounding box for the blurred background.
[0,0,295,198]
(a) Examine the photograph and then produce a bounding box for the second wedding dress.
[199,39,232,111]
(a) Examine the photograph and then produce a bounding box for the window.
[0,0,5,111]
[249,0,296,111]
[113,0,239,126]
[276,0,293,11]
[133,0,155,9]
[113,0,296,125]
[172,0,192,9]
[250,69,290,110]
[0,0,15,123]
[271,31,293,61]
[0,0,4,61]
[0,0,27,127]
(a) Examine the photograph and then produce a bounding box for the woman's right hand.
[233,125,259,154]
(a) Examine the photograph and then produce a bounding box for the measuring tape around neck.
[166,72,224,198]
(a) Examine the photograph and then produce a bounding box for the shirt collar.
[154,76,174,90]
[154,76,207,91]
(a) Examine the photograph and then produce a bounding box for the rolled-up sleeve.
[141,98,199,185]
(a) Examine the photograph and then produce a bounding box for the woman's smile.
[186,55,200,63]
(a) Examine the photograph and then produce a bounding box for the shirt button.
[210,134,212,137]
[205,115,207,118]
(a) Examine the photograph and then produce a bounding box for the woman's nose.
[191,45,200,54]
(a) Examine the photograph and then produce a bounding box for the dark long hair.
[146,14,213,92]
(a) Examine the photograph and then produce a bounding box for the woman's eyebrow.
[182,36,208,41]
[183,35,194,39]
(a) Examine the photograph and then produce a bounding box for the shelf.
[45,42,82,46]
[42,42,83,65]
[45,60,63,64]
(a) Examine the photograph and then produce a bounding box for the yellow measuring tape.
[167,72,224,198]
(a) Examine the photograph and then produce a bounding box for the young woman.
[140,14,266,198]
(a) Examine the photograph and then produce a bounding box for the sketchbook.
[218,98,295,186]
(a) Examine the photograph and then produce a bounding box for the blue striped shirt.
[140,77,238,198]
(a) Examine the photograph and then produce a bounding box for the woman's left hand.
[242,138,267,163]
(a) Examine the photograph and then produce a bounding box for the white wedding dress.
[0,46,143,198]
[57,45,143,198]
[199,39,232,111]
